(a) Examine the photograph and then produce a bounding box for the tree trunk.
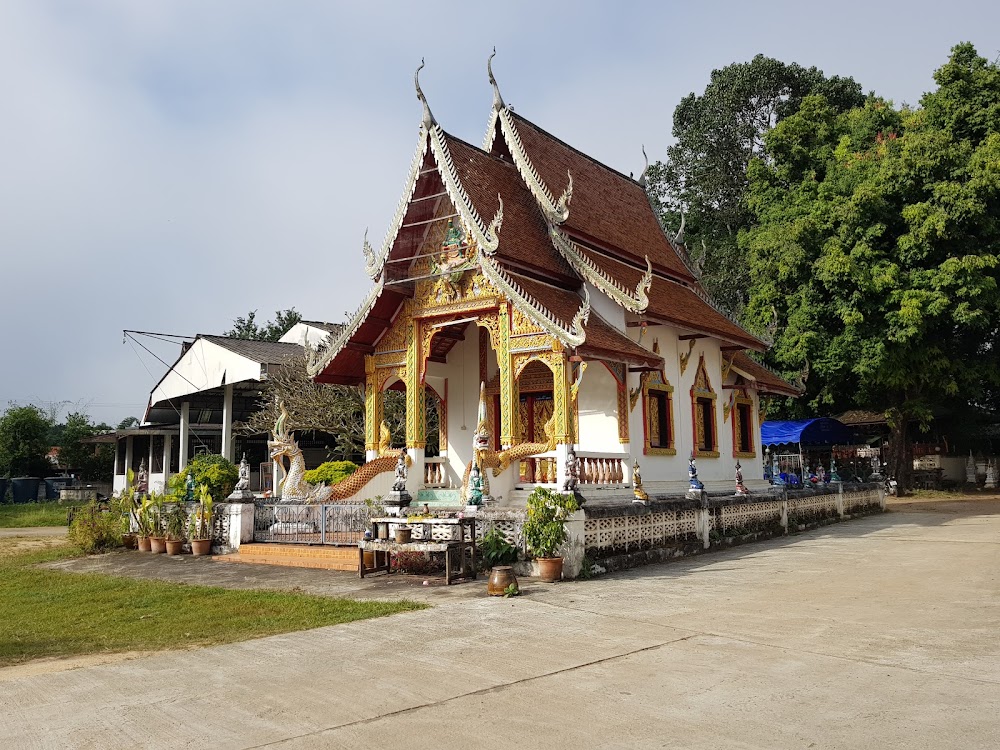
[890,417,910,495]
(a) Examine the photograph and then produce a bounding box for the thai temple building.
[307,58,799,507]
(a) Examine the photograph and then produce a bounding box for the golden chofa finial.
[488,47,506,110]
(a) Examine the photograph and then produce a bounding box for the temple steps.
[213,543,359,572]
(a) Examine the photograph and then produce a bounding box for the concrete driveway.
[1,497,998,749]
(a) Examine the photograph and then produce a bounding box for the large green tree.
[741,43,1000,485]
[0,404,54,478]
[226,308,302,342]
[646,55,865,311]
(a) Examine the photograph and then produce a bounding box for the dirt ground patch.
[0,534,71,558]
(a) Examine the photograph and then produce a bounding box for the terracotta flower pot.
[190,538,212,556]
[165,539,185,556]
[536,556,563,582]
[394,527,412,544]
[149,536,167,554]
[487,566,518,596]
[137,536,152,552]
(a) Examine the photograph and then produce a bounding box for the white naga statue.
[267,402,332,503]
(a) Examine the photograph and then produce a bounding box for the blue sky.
[1,1,997,425]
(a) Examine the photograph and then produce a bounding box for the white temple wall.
[584,282,626,333]
[622,327,747,489]
[432,332,481,490]
[578,363,622,452]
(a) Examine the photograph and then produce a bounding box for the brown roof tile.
[573,248,765,349]
[445,135,575,284]
[731,352,801,396]
[503,114,694,282]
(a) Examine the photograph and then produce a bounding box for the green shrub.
[168,454,238,500]
[523,487,579,559]
[479,526,519,570]
[304,461,359,486]
[67,502,123,553]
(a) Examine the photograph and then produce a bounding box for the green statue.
[185,471,195,502]
[467,463,484,506]
[441,219,465,258]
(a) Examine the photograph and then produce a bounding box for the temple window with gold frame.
[732,387,755,458]
[691,356,719,458]
[642,370,676,456]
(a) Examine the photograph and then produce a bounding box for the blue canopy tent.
[761,418,853,448]
[761,418,855,486]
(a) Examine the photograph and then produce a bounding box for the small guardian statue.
[384,448,412,515]
[136,458,149,495]
[563,448,580,493]
[688,454,704,491]
[229,453,254,501]
[392,448,408,492]
[467,463,484,506]
[632,460,648,504]
[184,471,196,502]
[734,461,750,497]
[829,458,841,483]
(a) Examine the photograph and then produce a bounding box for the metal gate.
[253,503,370,545]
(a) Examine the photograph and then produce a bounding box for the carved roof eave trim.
[496,107,571,224]
[364,127,431,281]
[478,255,590,348]
[548,224,651,314]
[306,277,384,378]
[640,181,770,349]
[427,123,503,255]
[482,105,500,152]
[732,356,804,396]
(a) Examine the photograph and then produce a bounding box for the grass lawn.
[0,501,69,528]
[0,539,426,667]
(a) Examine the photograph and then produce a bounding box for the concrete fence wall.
[572,483,884,578]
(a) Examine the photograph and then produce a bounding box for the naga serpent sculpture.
[327,420,410,501]
[268,403,333,503]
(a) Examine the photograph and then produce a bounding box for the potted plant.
[147,491,167,553]
[164,500,188,555]
[523,487,579,582]
[481,526,520,596]
[188,485,214,556]
[115,468,139,549]
[136,495,154,551]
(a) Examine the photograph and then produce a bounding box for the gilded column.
[498,305,515,447]
[405,319,426,448]
[364,355,381,452]
[551,349,572,444]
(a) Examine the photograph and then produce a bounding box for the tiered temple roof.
[309,59,797,397]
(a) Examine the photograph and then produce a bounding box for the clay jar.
[487,566,518,596]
